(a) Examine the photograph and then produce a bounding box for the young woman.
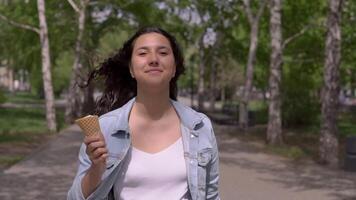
[67,27,220,200]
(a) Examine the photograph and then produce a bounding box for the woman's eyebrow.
[135,45,171,51]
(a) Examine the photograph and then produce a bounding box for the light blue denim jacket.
[67,98,220,200]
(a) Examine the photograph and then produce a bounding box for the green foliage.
[267,145,306,160]
[279,0,326,128]
[340,0,356,89]
[29,66,44,98]
[4,91,42,104]
[0,155,23,167]
[0,88,6,104]
[0,107,47,134]
[52,51,73,97]
[0,107,66,134]
[338,112,356,138]
[281,61,321,127]
[0,1,41,72]
[0,0,354,140]
[97,29,130,57]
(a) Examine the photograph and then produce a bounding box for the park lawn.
[0,107,65,169]
[224,110,356,162]
[4,91,44,104]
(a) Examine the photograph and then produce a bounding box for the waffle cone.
[75,115,100,136]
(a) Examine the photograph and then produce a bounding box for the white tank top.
[114,137,190,200]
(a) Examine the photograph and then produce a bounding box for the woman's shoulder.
[97,106,127,136]
[98,98,135,129]
[172,100,214,131]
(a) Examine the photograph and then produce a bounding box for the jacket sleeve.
[206,120,220,200]
[67,142,98,200]
[67,115,116,200]
[67,115,115,200]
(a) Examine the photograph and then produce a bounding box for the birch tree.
[65,0,89,123]
[320,0,343,166]
[0,0,57,132]
[267,0,283,144]
[239,0,267,130]
[36,0,57,131]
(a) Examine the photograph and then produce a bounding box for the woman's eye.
[138,52,146,56]
[160,52,168,55]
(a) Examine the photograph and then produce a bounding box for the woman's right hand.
[84,132,108,173]
[82,132,108,198]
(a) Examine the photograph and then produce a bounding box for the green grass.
[0,92,67,168]
[0,89,6,104]
[222,100,268,111]
[0,155,23,167]
[0,107,66,141]
[4,91,44,104]
[248,100,268,111]
[266,145,306,160]
[0,107,47,135]
[338,112,356,138]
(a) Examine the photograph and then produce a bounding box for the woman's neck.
[134,89,172,121]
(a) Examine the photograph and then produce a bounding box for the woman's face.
[130,33,176,90]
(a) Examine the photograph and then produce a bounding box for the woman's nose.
[148,53,159,66]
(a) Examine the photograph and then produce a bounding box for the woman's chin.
[137,79,169,89]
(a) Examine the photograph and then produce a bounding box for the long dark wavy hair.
[86,27,185,116]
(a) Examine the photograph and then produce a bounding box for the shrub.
[0,89,7,104]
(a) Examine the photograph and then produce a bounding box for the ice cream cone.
[75,115,100,136]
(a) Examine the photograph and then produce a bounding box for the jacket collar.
[112,97,204,135]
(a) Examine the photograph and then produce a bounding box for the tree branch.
[67,0,80,13]
[283,26,310,49]
[242,0,253,24]
[80,0,90,10]
[256,0,267,21]
[0,13,40,34]
[242,0,267,24]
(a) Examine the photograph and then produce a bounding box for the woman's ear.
[129,64,135,78]
[172,65,176,78]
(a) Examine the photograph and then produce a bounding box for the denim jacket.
[67,98,220,200]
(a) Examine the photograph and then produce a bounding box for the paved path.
[0,125,81,200]
[0,124,356,200]
[216,125,356,200]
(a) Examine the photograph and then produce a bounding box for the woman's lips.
[145,69,163,74]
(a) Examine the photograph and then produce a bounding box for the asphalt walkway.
[0,124,355,200]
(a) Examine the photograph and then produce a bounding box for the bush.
[0,89,7,104]
[267,145,306,160]
[281,62,321,127]
[287,146,306,160]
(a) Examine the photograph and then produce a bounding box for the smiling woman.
[67,27,220,200]
[130,33,176,93]
[83,27,185,116]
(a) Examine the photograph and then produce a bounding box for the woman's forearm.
[81,165,105,198]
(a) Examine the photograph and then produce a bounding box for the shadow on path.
[0,125,82,200]
[216,124,356,200]
[1,122,355,200]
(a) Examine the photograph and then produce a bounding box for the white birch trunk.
[239,0,266,130]
[66,0,88,123]
[239,23,259,129]
[320,0,343,167]
[267,0,283,145]
[37,0,57,131]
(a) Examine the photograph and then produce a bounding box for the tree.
[239,0,267,130]
[267,0,283,145]
[280,0,326,128]
[0,0,57,132]
[65,0,90,123]
[319,0,343,167]
[36,0,57,131]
